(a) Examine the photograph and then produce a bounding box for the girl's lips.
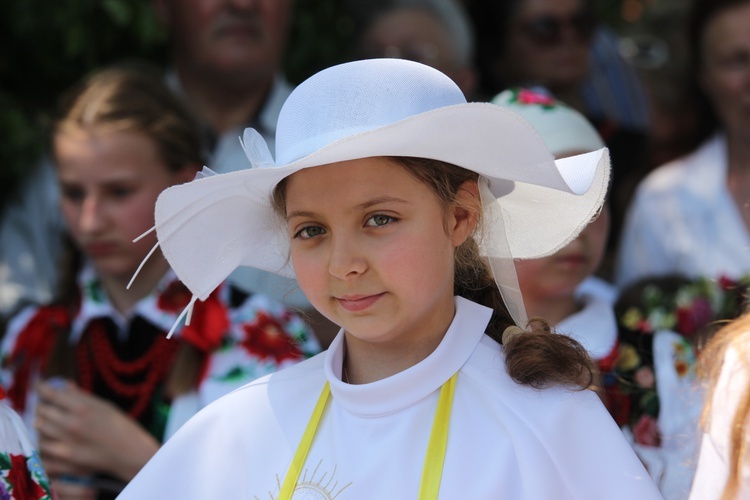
[336,293,384,312]
[85,242,118,257]
[555,254,588,270]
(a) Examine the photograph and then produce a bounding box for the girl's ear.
[451,180,480,247]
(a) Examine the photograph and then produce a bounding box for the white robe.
[558,279,619,362]
[120,297,662,499]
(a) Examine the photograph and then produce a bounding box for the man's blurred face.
[156,0,292,86]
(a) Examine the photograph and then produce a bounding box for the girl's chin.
[91,261,143,282]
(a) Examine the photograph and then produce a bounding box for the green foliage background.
[0,0,354,204]
[0,0,663,204]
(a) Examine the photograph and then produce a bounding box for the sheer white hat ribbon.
[129,58,609,334]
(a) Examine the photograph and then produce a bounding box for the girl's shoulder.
[465,335,603,411]
[158,353,326,450]
[1,304,72,412]
[1,304,71,363]
[119,354,328,500]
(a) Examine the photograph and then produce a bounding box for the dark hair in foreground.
[273,156,596,390]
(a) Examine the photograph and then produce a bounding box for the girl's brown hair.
[273,156,595,390]
[698,313,750,499]
[52,61,206,172]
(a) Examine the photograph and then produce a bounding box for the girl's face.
[284,158,474,346]
[503,0,593,90]
[700,3,750,142]
[56,129,194,281]
[515,202,609,303]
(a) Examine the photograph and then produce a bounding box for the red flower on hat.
[5,454,47,500]
[241,313,302,363]
[516,88,556,107]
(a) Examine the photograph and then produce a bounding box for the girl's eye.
[366,214,395,227]
[294,225,326,240]
[110,186,135,199]
[61,186,85,203]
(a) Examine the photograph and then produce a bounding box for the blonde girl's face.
[284,158,475,346]
[55,129,194,281]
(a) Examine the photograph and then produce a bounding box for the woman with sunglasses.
[467,0,594,104]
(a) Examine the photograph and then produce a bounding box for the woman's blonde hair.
[698,312,750,499]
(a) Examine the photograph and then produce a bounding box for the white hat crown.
[276,58,467,165]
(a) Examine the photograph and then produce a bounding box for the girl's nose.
[328,234,368,279]
[79,196,106,233]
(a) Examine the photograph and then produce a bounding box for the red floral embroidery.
[242,313,302,364]
[675,297,712,337]
[634,366,655,389]
[597,339,619,372]
[603,383,632,427]
[719,274,738,291]
[172,287,230,384]
[632,415,661,447]
[180,291,230,354]
[157,281,194,313]
[674,359,689,378]
[8,306,71,412]
[7,454,46,500]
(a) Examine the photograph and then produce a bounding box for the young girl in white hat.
[120,58,661,499]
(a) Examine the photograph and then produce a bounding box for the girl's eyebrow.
[356,196,409,210]
[286,196,409,222]
[285,210,316,222]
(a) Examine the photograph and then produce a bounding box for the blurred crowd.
[1,0,750,498]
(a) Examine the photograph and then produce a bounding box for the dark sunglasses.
[520,10,597,46]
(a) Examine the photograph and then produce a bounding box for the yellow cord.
[277,382,331,500]
[418,372,457,499]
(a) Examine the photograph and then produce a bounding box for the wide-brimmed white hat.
[137,58,609,329]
